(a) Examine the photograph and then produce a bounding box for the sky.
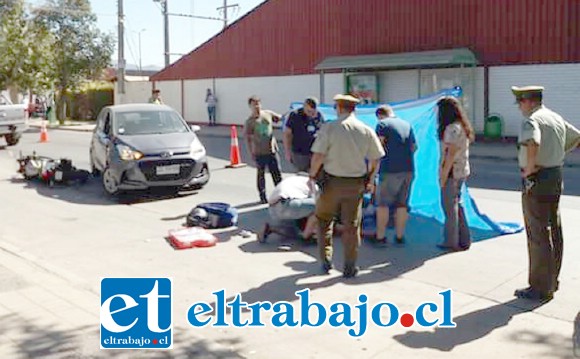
[27,0,268,70]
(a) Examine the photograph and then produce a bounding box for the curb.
[49,127,94,133]
[29,123,95,133]
[0,237,98,296]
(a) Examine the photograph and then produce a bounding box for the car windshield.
[115,110,189,136]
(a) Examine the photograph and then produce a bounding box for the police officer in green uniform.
[308,94,385,278]
[512,85,580,301]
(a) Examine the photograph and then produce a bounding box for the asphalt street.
[0,129,579,358]
[6,127,580,199]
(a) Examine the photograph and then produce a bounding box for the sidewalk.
[28,118,580,167]
[0,239,246,358]
[29,118,96,133]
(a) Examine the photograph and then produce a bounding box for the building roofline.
[151,0,272,81]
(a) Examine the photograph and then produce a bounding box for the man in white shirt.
[258,174,318,244]
[205,88,218,126]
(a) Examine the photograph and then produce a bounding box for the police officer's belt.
[326,174,367,180]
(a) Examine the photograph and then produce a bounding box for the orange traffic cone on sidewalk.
[39,120,49,143]
[226,125,246,168]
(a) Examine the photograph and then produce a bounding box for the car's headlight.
[190,137,206,159]
[117,144,144,161]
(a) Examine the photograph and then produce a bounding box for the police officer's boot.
[343,263,359,278]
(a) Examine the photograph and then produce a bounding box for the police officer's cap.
[333,94,360,104]
[511,85,544,102]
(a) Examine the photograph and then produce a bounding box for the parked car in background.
[0,93,28,146]
[89,104,210,196]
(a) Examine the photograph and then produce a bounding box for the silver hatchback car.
[89,104,210,196]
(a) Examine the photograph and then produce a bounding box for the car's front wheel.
[102,167,120,196]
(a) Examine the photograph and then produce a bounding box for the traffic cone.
[39,120,49,143]
[226,125,246,168]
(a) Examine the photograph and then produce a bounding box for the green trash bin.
[484,114,503,140]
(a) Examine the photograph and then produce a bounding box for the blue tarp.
[290,88,523,243]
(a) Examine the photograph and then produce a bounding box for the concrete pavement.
[27,118,580,167]
[0,240,248,359]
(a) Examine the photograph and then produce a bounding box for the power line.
[167,12,222,22]
[150,0,241,67]
[124,24,139,72]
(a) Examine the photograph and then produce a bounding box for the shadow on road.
[205,202,520,317]
[393,298,559,352]
[7,176,199,206]
[0,313,246,358]
[508,329,577,359]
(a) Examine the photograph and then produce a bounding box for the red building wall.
[152,0,580,81]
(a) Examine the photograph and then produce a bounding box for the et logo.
[100,278,172,349]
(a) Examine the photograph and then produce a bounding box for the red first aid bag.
[167,227,218,249]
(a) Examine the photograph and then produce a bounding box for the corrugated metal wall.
[153,0,580,81]
[489,64,580,136]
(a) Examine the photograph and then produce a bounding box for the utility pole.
[217,0,239,29]
[163,0,169,67]
[222,0,227,29]
[153,0,170,67]
[117,0,125,95]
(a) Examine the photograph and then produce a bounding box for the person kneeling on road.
[259,174,318,244]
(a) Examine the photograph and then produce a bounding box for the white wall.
[418,67,485,132]
[489,64,580,137]
[322,73,344,104]
[183,79,214,123]
[153,74,345,126]
[214,74,322,125]
[380,69,420,103]
[378,68,485,132]
[114,80,152,105]
[473,67,485,134]
[155,80,182,115]
[126,64,579,135]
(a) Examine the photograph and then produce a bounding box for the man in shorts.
[371,105,417,245]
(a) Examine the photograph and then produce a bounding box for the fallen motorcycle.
[17,152,90,186]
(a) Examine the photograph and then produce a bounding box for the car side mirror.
[190,124,201,132]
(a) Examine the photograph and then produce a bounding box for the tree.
[33,0,114,123]
[0,0,56,103]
